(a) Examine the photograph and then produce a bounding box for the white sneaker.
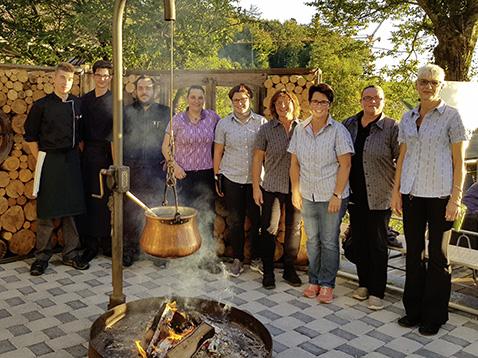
[368,295,384,310]
[249,258,263,275]
[352,287,369,301]
[228,259,244,278]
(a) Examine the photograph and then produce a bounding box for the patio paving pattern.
[0,255,477,358]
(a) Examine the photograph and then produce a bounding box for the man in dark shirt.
[123,75,170,266]
[24,62,89,276]
[77,60,114,262]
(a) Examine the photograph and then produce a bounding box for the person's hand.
[253,186,263,207]
[174,163,186,180]
[292,190,302,210]
[445,199,460,222]
[328,195,341,213]
[215,174,224,197]
[391,191,402,216]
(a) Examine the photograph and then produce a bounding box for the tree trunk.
[433,25,478,81]
[418,0,478,81]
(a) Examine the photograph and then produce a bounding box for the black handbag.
[342,226,359,264]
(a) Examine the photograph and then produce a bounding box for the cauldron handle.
[125,191,158,217]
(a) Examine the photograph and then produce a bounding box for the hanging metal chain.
[162,19,181,222]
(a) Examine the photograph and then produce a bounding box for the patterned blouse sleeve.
[397,114,407,144]
[335,124,355,156]
[214,117,226,145]
[391,120,400,160]
[254,125,267,151]
[287,128,298,155]
[448,108,467,143]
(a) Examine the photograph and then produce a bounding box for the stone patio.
[0,254,477,358]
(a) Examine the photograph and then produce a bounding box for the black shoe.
[262,273,276,290]
[419,323,441,336]
[30,260,48,276]
[387,236,403,248]
[398,316,420,328]
[123,254,135,267]
[283,268,302,287]
[63,256,90,270]
[81,248,98,263]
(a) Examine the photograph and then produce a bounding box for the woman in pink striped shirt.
[162,85,221,272]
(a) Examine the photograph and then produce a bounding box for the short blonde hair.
[417,64,445,82]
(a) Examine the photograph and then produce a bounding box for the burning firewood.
[165,321,214,358]
[137,301,214,358]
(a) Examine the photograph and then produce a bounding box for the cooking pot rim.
[145,205,198,219]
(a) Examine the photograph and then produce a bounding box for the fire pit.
[89,296,272,357]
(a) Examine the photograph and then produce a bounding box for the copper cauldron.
[139,206,202,258]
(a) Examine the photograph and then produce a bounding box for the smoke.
[141,176,239,309]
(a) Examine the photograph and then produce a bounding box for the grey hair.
[417,64,445,82]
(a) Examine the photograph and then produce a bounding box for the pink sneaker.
[303,284,320,298]
[318,287,333,304]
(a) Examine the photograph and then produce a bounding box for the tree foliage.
[307,21,377,121]
[0,0,243,70]
[0,0,449,119]
[307,0,478,80]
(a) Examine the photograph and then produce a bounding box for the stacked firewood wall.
[262,73,317,120]
[0,68,81,258]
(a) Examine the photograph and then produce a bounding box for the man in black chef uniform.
[77,60,114,262]
[25,62,89,276]
[123,75,170,266]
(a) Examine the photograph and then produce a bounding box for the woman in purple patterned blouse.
[161,85,221,271]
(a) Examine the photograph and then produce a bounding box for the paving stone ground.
[0,254,477,358]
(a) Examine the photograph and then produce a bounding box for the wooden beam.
[205,78,217,111]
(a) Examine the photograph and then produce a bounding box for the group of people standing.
[24,61,467,337]
[291,64,465,337]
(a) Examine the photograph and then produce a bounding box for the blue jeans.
[302,198,348,288]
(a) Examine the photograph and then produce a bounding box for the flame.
[167,326,195,342]
[166,301,177,311]
[135,301,197,357]
[135,340,147,358]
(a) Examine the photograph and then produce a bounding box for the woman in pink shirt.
[162,85,221,271]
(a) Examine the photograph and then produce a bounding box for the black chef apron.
[79,142,112,237]
[37,149,85,219]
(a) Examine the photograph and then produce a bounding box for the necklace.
[187,111,201,123]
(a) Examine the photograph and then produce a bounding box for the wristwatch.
[333,192,342,199]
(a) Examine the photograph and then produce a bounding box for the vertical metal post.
[109,0,127,309]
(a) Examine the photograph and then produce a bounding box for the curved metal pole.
[109,0,127,309]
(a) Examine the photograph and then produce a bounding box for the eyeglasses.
[94,74,112,79]
[362,96,383,102]
[233,97,249,103]
[417,79,441,87]
[310,100,330,106]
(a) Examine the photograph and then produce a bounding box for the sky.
[238,0,313,24]
[237,0,400,68]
